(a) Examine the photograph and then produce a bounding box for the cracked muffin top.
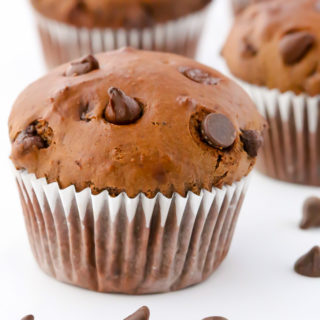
[223,0,320,96]
[9,48,266,198]
[30,0,211,29]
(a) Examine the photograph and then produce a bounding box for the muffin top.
[9,48,265,198]
[223,0,320,96]
[30,0,211,29]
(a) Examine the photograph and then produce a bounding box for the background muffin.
[223,0,320,185]
[9,48,265,294]
[30,0,212,68]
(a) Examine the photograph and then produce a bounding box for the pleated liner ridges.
[15,170,249,294]
[244,83,320,186]
[34,6,209,69]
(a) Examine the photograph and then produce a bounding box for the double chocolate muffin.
[9,48,265,293]
[223,0,320,185]
[31,0,212,68]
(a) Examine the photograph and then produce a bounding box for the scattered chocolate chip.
[104,87,142,125]
[201,113,237,149]
[65,54,99,77]
[203,317,228,320]
[180,67,220,85]
[15,120,52,153]
[241,129,263,157]
[124,306,150,320]
[279,32,315,65]
[294,246,320,278]
[21,316,34,320]
[241,38,258,58]
[300,197,320,229]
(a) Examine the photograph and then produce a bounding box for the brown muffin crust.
[30,0,211,29]
[9,48,265,198]
[223,0,320,96]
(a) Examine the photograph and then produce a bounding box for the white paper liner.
[242,82,320,185]
[14,169,249,294]
[34,6,209,69]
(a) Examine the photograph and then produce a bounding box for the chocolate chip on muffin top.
[30,0,211,29]
[223,0,320,96]
[9,48,266,198]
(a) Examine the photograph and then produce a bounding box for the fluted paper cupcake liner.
[15,169,249,294]
[243,83,320,185]
[34,6,209,69]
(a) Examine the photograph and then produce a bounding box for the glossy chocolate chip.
[279,32,315,65]
[180,67,220,85]
[124,307,150,320]
[300,197,320,229]
[65,54,99,76]
[105,87,142,125]
[21,316,34,320]
[241,129,263,157]
[294,246,320,278]
[201,113,237,149]
[15,121,51,152]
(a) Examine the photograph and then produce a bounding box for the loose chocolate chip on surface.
[105,87,142,125]
[203,317,228,320]
[294,246,320,278]
[180,67,220,85]
[201,113,237,149]
[300,197,320,229]
[65,54,99,76]
[279,32,315,65]
[21,315,34,320]
[124,306,150,320]
[15,120,52,153]
[241,129,263,157]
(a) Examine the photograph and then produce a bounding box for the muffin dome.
[30,0,211,29]
[223,0,320,96]
[9,48,265,198]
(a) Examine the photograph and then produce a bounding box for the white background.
[0,1,319,319]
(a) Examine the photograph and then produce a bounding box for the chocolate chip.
[21,316,34,320]
[104,87,142,125]
[65,54,99,77]
[300,197,320,229]
[15,121,52,153]
[203,317,228,320]
[201,113,237,149]
[294,246,320,278]
[180,67,220,85]
[241,129,263,157]
[124,307,150,320]
[279,32,315,65]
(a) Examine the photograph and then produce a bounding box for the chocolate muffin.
[9,48,265,294]
[31,0,212,68]
[222,0,320,185]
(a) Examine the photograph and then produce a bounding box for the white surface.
[0,1,319,319]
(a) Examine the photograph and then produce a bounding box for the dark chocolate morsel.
[203,317,228,320]
[180,67,220,85]
[300,197,320,229]
[21,316,34,320]
[105,87,142,125]
[201,113,237,149]
[124,306,150,320]
[279,32,315,65]
[241,129,263,157]
[15,121,52,153]
[65,54,99,76]
[294,246,320,278]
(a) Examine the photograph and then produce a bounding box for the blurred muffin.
[223,0,320,185]
[9,48,265,294]
[30,0,212,68]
